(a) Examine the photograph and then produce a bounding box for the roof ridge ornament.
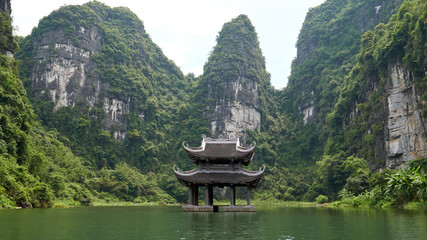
[173,164,181,173]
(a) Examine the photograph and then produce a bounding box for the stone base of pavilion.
[223,205,256,212]
[182,205,256,212]
[182,205,215,212]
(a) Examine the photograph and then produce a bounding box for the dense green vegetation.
[1,2,183,208]
[1,0,426,208]
[326,0,427,206]
[0,38,90,208]
[333,158,427,208]
[14,2,196,204]
[0,53,175,208]
[254,0,427,204]
[327,0,427,159]
[17,2,191,172]
[281,0,404,118]
[0,2,16,54]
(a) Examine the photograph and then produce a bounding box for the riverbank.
[329,200,427,210]
[3,198,425,210]
[50,199,317,209]
[50,199,180,208]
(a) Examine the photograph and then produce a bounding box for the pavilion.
[173,134,265,212]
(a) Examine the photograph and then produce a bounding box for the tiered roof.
[173,165,265,188]
[182,135,256,165]
[174,135,264,189]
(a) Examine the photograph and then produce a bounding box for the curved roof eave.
[172,165,265,187]
[236,141,256,153]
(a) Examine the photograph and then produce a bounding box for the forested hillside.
[16,1,192,172]
[249,0,425,201]
[279,0,427,202]
[1,0,89,208]
[1,0,178,208]
[1,0,426,208]
[277,0,406,165]
[326,0,426,167]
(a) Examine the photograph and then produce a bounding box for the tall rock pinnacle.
[201,14,270,141]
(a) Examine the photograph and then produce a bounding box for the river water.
[0,206,426,239]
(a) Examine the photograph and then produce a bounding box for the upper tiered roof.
[175,134,264,189]
[182,134,256,165]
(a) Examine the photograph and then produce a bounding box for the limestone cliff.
[362,1,426,169]
[384,62,426,168]
[326,0,427,169]
[30,27,101,111]
[16,2,186,142]
[283,0,404,124]
[200,15,270,141]
[345,60,427,170]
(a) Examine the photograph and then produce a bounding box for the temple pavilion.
[173,134,265,212]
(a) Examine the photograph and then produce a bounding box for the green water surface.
[0,206,426,239]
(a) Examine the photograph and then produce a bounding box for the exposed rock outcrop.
[206,76,262,140]
[385,62,427,168]
[32,27,100,110]
[282,0,426,170]
[290,0,404,124]
[28,25,132,139]
[201,15,267,141]
[0,0,10,13]
[16,3,182,141]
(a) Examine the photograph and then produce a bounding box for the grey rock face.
[29,26,131,139]
[207,76,261,140]
[202,15,264,141]
[384,62,427,168]
[0,0,11,14]
[299,94,315,124]
[32,27,100,110]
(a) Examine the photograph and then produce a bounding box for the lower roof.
[173,165,265,189]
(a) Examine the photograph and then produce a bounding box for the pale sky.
[11,0,325,89]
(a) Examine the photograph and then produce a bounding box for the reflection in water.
[0,206,426,240]
[185,211,262,239]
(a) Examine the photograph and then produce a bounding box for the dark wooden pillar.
[204,185,209,205]
[193,185,199,206]
[230,186,235,206]
[205,185,213,205]
[247,188,251,205]
[208,185,213,205]
[188,185,194,205]
[188,185,199,205]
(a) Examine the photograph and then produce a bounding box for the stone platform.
[224,205,256,212]
[182,205,256,212]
